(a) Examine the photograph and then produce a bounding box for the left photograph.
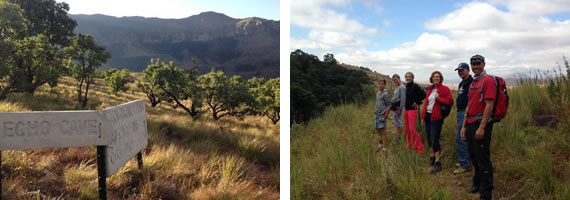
[0,0,280,199]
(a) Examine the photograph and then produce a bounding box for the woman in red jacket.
[422,71,453,174]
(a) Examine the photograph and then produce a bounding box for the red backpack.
[490,75,509,122]
[471,75,509,122]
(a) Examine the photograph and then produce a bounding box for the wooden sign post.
[97,100,148,200]
[0,100,148,200]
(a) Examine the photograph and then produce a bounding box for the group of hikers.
[375,54,498,200]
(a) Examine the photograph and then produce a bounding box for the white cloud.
[308,30,368,46]
[291,0,379,50]
[489,0,570,16]
[291,38,333,50]
[332,1,570,82]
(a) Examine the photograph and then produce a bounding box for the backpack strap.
[490,75,500,121]
[470,85,483,101]
[466,113,484,120]
[468,75,500,123]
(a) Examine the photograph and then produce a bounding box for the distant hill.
[340,63,390,82]
[71,12,279,78]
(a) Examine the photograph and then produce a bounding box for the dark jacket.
[405,81,426,110]
[422,83,454,121]
[456,75,473,111]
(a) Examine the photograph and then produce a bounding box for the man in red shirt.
[460,54,496,200]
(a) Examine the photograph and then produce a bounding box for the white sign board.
[0,111,112,150]
[102,100,148,177]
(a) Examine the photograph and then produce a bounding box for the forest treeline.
[291,49,373,124]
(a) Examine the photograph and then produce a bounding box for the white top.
[427,88,438,113]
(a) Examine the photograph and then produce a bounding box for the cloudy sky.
[291,0,570,82]
[56,0,280,20]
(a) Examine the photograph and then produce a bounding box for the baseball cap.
[455,62,469,71]
[470,54,485,63]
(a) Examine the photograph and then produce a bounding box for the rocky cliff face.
[71,12,279,78]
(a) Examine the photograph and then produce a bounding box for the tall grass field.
[0,76,280,199]
[292,74,570,199]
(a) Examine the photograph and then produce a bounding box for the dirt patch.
[533,114,558,128]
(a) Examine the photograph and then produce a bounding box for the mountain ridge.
[71,11,279,78]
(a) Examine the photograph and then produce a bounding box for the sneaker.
[382,148,389,152]
[430,156,435,166]
[467,186,479,193]
[378,143,383,149]
[453,167,472,175]
[455,163,461,168]
[431,161,442,174]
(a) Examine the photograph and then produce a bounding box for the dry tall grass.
[292,75,570,199]
[1,76,280,199]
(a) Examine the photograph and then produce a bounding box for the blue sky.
[56,0,280,20]
[291,0,570,82]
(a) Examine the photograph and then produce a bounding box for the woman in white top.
[421,71,454,174]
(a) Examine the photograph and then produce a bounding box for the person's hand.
[460,127,466,141]
[435,93,439,100]
[475,127,485,140]
[381,116,387,122]
[412,102,418,109]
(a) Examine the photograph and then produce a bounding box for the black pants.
[466,121,494,200]
[425,113,443,153]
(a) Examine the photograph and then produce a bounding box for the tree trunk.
[77,79,84,106]
[212,108,219,120]
[159,84,198,118]
[148,93,161,107]
[25,87,36,94]
[82,80,90,108]
[151,100,159,107]
[0,88,9,100]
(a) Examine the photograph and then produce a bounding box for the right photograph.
[290,1,570,200]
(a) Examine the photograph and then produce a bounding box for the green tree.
[0,0,26,99]
[149,59,203,118]
[6,0,77,94]
[138,60,167,107]
[199,71,254,120]
[248,77,280,124]
[104,69,133,95]
[63,34,111,108]
[9,0,76,46]
[291,49,371,124]
[11,34,63,93]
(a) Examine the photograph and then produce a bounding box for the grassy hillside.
[291,78,570,199]
[0,76,280,199]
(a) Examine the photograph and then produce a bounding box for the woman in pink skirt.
[403,72,425,152]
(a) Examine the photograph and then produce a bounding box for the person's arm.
[460,104,469,141]
[475,99,494,140]
[382,93,391,121]
[437,86,454,105]
[417,84,426,102]
[399,87,406,114]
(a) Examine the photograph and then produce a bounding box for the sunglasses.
[471,61,482,66]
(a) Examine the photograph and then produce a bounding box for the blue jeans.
[456,111,471,169]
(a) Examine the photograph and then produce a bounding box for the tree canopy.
[291,49,372,124]
[104,68,133,95]
[0,0,79,98]
[63,34,111,107]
